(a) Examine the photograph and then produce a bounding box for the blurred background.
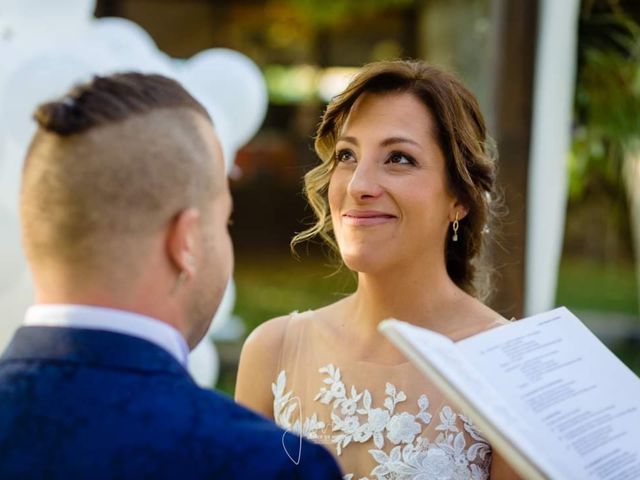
[93,0,640,393]
[4,0,640,393]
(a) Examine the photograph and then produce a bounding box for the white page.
[380,320,566,479]
[456,307,640,480]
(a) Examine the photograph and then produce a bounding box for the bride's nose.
[346,161,383,201]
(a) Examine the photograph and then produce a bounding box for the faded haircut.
[21,72,218,276]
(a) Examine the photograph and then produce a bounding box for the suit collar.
[0,326,190,377]
[24,304,190,367]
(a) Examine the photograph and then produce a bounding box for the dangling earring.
[452,212,459,242]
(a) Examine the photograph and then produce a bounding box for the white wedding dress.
[271,311,500,480]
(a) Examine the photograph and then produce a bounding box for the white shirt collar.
[24,304,190,367]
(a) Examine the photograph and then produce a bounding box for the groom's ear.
[166,208,201,277]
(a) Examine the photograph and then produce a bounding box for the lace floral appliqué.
[273,364,492,480]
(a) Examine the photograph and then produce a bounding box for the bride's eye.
[387,151,416,165]
[336,149,355,163]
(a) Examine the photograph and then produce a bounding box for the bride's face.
[328,91,459,274]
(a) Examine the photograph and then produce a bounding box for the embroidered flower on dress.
[368,408,391,433]
[386,411,422,445]
[341,415,360,434]
[419,448,455,479]
[416,394,432,424]
[273,370,326,439]
[436,406,459,433]
[339,386,362,416]
[272,364,492,480]
[314,365,345,405]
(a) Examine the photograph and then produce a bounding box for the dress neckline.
[290,310,413,368]
[288,309,509,368]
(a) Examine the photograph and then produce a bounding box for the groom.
[0,73,341,479]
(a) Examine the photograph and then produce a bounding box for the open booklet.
[378,307,640,480]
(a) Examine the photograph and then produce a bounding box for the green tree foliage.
[570,12,640,199]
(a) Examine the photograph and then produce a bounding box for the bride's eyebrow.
[336,136,421,148]
[336,135,358,146]
[380,137,420,148]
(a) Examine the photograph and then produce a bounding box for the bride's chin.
[341,252,390,275]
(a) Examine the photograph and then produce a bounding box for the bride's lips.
[342,210,398,226]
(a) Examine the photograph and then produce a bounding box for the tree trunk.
[487,0,539,319]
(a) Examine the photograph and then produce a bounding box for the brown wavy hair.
[292,60,499,299]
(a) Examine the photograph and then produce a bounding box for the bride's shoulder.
[238,309,317,367]
[239,314,292,366]
[235,314,293,413]
[238,297,351,373]
[451,295,511,340]
[235,302,347,413]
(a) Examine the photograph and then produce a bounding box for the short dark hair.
[34,72,211,135]
[21,72,218,279]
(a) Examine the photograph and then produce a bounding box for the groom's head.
[20,73,233,348]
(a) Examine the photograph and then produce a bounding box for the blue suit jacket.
[0,326,342,479]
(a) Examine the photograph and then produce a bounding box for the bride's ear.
[450,201,469,222]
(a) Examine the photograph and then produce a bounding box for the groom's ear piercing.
[172,270,188,294]
[171,256,195,294]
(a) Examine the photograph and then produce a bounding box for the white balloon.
[208,279,236,336]
[90,17,171,75]
[0,0,95,40]
[180,48,268,150]
[0,205,27,293]
[92,17,156,54]
[188,338,220,388]
[0,270,34,352]
[0,6,256,365]
[0,36,33,95]
[185,84,237,171]
[0,0,96,20]
[0,52,96,146]
[138,51,176,77]
[210,315,245,343]
[0,139,28,212]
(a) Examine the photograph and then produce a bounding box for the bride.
[236,60,519,479]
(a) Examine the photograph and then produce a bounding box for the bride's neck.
[349,259,463,333]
